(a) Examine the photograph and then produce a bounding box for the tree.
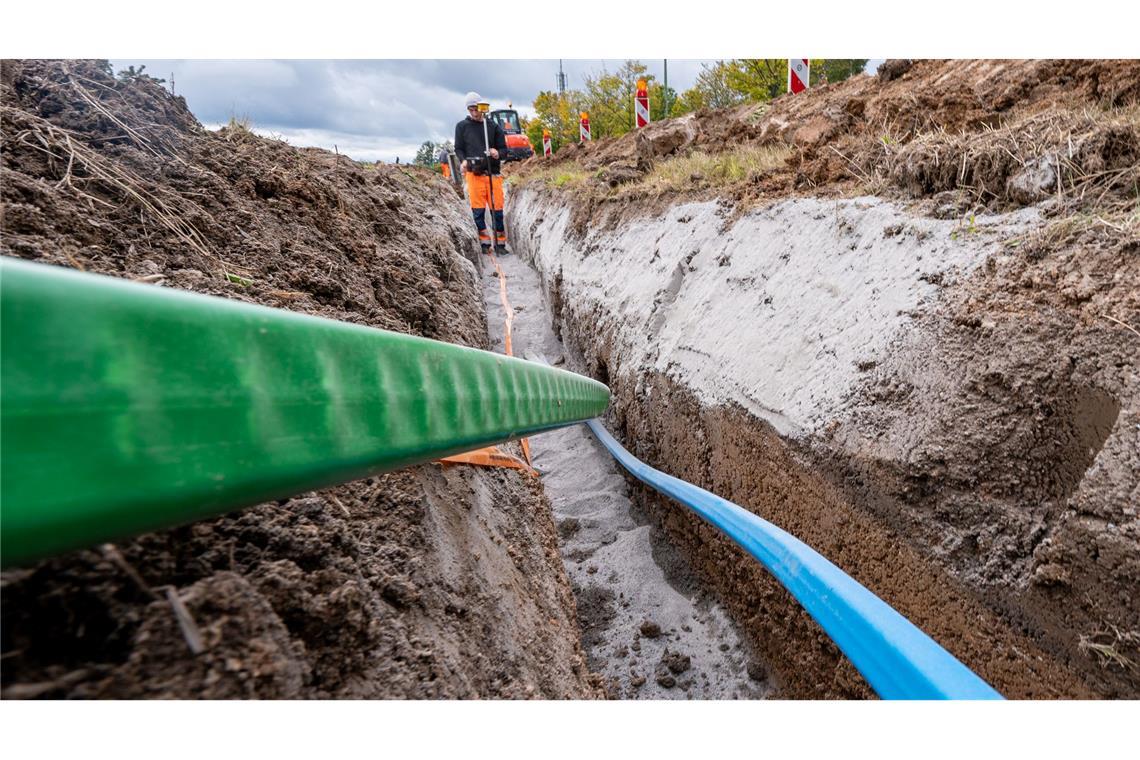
[116,64,165,85]
[685,59,870,109]
[528,89,582,154]
[675,60,748,114]
[527,60,691,154]
[650,81,679,122]
[524,110,546,156]
[413,140,438,169]
[413,140,453,172]
[812,59,869,86]
[723,59,789,102]
[579,60,663,140]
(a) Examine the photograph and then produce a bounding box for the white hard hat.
[464,91,483,108]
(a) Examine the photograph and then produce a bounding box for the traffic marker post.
[788,59,810,94]
[635,79,650,128]
[579,112,591,142]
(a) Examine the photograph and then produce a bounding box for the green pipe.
[0,257,609,567]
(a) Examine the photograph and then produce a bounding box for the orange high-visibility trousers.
[441,162,451,178]
[465,171,504,212]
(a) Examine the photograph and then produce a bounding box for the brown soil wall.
[828,217,1140,698]
[0,59,600,699]
[549,285,1097,698]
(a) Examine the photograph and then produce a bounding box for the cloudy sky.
[109,59,882,163]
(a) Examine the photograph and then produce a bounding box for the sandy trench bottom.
[479,249,773,699]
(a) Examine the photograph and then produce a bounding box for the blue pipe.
[584,418,1002,700]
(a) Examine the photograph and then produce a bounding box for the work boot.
[494,244,509,256]
[481,244,492,255]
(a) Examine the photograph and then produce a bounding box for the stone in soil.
[639,620,663,639]
[662,649,692,675]
[747,661,769,682]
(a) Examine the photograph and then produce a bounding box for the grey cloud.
[106,59,764,162]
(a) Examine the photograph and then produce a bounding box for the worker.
[438,145,451,179]
[455,91,509,254]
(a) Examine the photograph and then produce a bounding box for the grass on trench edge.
[627,144,792,195]
[513,143,793,195]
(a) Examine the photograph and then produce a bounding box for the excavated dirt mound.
[1,59,601,699]
[513,59,1140,235]
[508,59,1138,698]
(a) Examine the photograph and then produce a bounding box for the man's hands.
[487,148,500,159]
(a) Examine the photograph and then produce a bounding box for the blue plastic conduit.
[584,418,1003,700]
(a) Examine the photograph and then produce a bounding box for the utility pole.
[557,60,566,96]
[663,59,669,117]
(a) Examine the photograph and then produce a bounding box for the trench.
[501,187,1137,699]
[479,251,772,698]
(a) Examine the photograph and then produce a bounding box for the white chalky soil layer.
[510,194,1040,438]
[480,251,771,699]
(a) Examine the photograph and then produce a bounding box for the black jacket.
[454,116,507,175]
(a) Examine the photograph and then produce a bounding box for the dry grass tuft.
[511,165,592,190]
[1004,203,1140,259]
[226,114,254,131]
[514,143,792,198]
[3,105,220,274]
[862,104,1140,209]
[626,144,793,195]
[53,62,188,161]
[1078,624,1140,672]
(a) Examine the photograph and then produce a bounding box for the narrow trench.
[480,252,772,699]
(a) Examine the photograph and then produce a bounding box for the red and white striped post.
[579,111,591,142]
[635,78,650,128]
[542,128,552,157]
[788,59,810,94]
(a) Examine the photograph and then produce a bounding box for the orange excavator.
[489,104,534,162]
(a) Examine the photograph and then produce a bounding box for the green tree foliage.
[413,140,453,173]
[652,83,679,122]
[524,115,545,157]
[674,59,869,114]
[528,89,581,154]
[675,60,748,114]
[116,64,165,84]
[724,59,790,101]
[812,59,869,85]
[579,60,643,139]
[413,140,438,169]
[528,60,680,153]
[528,59,868,155]
[579,60,677,140]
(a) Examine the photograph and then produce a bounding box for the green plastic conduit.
[0,257,609,567]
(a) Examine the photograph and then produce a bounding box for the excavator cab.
[489,107,534,162]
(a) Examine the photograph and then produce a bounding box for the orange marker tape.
[436,250,534,473]
[439,445,537,477]
[489,250,533,467]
